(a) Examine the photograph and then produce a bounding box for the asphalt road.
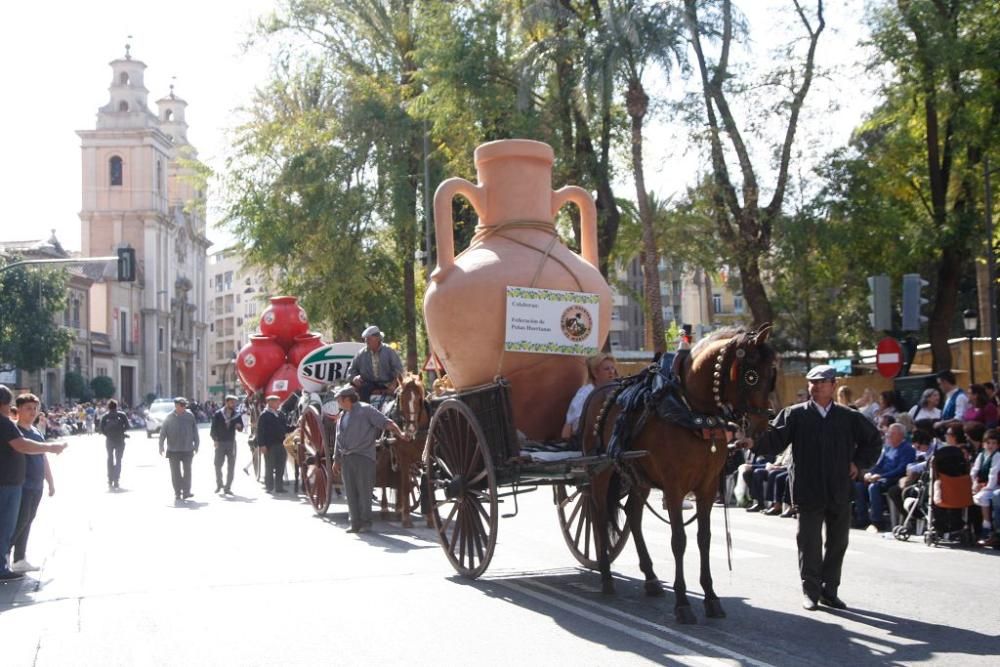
[1,426,998,666]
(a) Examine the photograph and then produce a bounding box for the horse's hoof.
[675,606,697,624]
[644,580,664,597]
[704,598,727,618]
[601,580,616,595]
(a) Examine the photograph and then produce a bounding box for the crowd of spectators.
[31,398,221,440]
[734,370,1000,549]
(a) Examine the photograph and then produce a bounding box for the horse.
[583,325,777,624]
[375,373,429,527]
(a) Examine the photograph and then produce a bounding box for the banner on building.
[504,286,600,356]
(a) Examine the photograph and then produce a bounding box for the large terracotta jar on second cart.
[259,296,309,350]
[424,139,612,441]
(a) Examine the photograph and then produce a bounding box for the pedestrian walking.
[256,395,292,493]
[99,399,130,489]
[158,397,199,501]
[211,395,244,495]
[9,394,54,574]
[745,365,882,611]
[0,385,66,582]
[330,385,409,533]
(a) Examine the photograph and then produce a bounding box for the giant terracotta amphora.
[424,139,611,441]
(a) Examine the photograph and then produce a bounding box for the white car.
[145,399,175,438]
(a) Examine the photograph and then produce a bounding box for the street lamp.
[964,308,978,385]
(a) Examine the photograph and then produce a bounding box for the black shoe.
[346,525,360,533]
[820,591,847,610]
[274,487,286,493]
[746,503,763,513]
[224,489,234,496]
[215,485,223,493]
[183,492,194,499]
[113,480,119,489]
[802,594,818,611]
[0,571,25,582]
[175,493,182,500]
[763,505,782,516]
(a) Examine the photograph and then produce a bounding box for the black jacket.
[754,402,882,510]
[99,411,130,443]
[257,409,292,447]
[210,408,244,443]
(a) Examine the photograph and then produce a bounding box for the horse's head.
[397,373,429,436]
[689,324,777,436]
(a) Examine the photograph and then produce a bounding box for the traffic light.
[867,274,891,331]
[901,273,929,331]
[117,247,136,282]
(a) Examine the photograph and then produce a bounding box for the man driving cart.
[347,325,404,403]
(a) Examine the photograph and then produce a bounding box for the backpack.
[102,412,127,440]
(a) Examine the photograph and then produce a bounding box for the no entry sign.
[876,337,903,378]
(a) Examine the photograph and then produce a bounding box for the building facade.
[77,46,209,406]
[205,247,270,399]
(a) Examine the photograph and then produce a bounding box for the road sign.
[422,353,444,373]
[876,337,903,378]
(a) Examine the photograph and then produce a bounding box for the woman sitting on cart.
[561,353,619,441]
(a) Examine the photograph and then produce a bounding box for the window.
[97,367,108,377]
[734,296,744,314]
[119,72,129,86]
[109,156,123,186]
[71,297,81,329]
[118,101,129,112]
[164,109,174,122]
[156,160,163,193]
[158,327,164,352]
[119,309,129,353]
[224,271,233,291]
[712,293,723,314]
[196,337,201,359]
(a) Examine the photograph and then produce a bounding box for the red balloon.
[287,332,325,368]
[236,335,286,392]
[260,296,309,350]
[264,363,302,402]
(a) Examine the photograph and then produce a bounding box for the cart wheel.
[555,483,631,569]
[892,525,910,542]
[299,406,331,516]
[426,399,498,579]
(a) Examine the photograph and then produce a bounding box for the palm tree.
[600,0,684,353]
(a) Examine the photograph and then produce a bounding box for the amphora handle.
[432,177,484,281]
[551,186,599,268]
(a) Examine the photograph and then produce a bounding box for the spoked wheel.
[426,399,498,579]
[298,405,331,516]
[555,483,631,569]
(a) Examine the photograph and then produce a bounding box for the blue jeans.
[853,478,891,526]
[0,484,24,573]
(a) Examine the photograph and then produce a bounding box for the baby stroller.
[892,473,929,542]
[924,445,974,547]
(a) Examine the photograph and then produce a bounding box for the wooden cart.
[423,378,645,578]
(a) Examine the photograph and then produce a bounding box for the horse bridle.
[710,329,775,425]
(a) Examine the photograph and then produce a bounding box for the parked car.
[145,399,175,438]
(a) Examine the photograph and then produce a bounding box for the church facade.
[78,45,209,406]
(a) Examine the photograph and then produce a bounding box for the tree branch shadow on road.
[450,569,998,666]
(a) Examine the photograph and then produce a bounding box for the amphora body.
[424,139,612,440]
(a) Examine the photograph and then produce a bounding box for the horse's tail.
[595,380,630,454]
[606,465,623,522]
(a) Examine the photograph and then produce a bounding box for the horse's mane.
[689,327,747,375]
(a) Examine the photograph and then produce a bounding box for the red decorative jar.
[259,296,309,350]
[287,332,325,369]
[236,335,286,393]
[264,363,302,402]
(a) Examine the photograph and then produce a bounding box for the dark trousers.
[106,439,126,484]
[11,486,43,562]
[342,454,376,528]
[264,444,287,491]
[797,502,851,599]
[773,471,791,504]
[166,451,193,497]
[0,485,22,573]
[214,441,236,491]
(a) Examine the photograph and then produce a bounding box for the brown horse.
[376,374,429,527]
[583,326,777,624]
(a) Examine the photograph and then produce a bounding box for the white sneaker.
[11,559,39,573]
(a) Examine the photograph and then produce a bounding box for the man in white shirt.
[933,370,968,433]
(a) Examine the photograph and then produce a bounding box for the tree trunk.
[628,78,665,354]
[740,252,775,328]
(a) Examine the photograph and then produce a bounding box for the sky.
[0,0,876,254]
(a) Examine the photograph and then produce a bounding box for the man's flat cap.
[805,365,837,381]
[361,325,382,338]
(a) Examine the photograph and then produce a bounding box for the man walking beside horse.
[746,364,881,611]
